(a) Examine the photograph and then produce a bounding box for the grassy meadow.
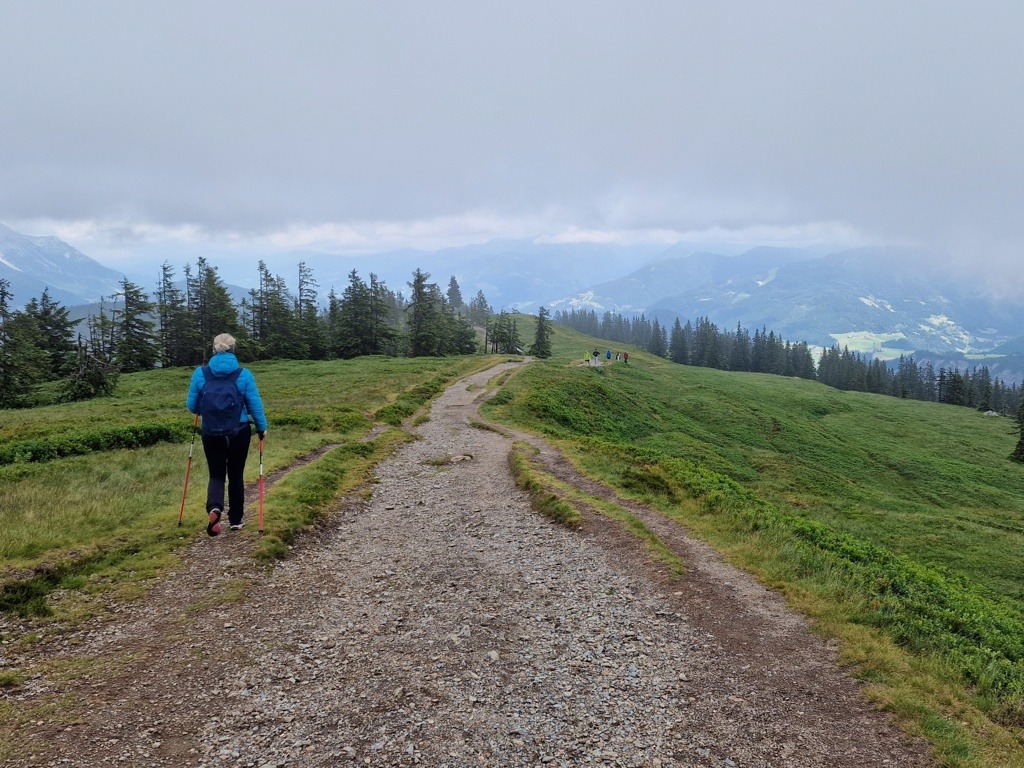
[488,316,1024,767]
[0,355,491,617]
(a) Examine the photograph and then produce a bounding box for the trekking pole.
[258,436,265,534]
[178,414,200,527]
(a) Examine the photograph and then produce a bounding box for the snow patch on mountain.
[917,315,976,352]
[549,290,604,311]
[859,296,895,312]
[0,254,22,272]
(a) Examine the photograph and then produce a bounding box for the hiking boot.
[207,508,222,537]
[229,522,244,531]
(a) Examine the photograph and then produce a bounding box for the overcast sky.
[2,1,1023,288]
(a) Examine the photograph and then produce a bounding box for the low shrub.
[0,421,192,466]
[598,439,1024,720]
[270,412,325,431]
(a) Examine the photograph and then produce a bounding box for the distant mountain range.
[4,223,1024,382]
[0,223,127,307]
[546,245,1024,383]
[256,239,667,312]
[550,245,1015,350]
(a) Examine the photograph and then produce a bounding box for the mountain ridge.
[0,223,127,306]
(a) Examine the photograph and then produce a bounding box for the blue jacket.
[186,352,268,433]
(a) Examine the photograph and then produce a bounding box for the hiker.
[606,349,612,361]
[186,333,268,536]
[623,351,629,365]
[592,348,600,366]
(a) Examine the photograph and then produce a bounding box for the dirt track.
[1,360,933,767]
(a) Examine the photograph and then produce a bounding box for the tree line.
[151,259,491,366]
[0,260,562,409]
[0,256,561,409]
[554,308,1022,416]
[557,309,818,379]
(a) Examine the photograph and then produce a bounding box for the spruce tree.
[86,296,119,362]
[446,276,464,313]
[765,331,785,375]
[946,370,967,406]
[114,278,160,372]
[258,272,302,359]
[467,290,492,328]
[336,270,371,358]
[529,306,553,358]
[156,262,193,367]
[693,317,720,368]
[510,318,522,354]
[791,342,817,380]
[487,311,523,354]
[729,322,751,372]
[248,261,273,357]
[23,288,77,378]
[188,258,243,362]
[0,279,48,408]
[368,273,400,355]
[975,367,993,411]
[647,318,668,357]
[407,269,443,356]
[297,261,326,359]
[668,318,688,364]
[1011,396,1024,463]
[443,308,478,354]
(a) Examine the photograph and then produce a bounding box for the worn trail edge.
[4,361,933,767]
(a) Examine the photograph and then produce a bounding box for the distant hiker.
[615,352,620,361]
[186,333,268,536]
[592,348,600,366]
[623,351,629,365]
[606,349,612,361]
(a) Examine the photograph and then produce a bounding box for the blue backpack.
[199,367,244,436]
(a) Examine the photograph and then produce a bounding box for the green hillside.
[491,317,1024,766]
[505,321,1024,600]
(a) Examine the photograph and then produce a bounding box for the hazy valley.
[3,222,1023,382]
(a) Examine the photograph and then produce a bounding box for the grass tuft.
[509,442,581,527]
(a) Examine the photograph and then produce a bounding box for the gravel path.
[3,361,933,767]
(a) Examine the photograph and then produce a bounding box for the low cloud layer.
[3,1,1023,281]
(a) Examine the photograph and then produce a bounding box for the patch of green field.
[830,330,909,360]
[0,355,491,616]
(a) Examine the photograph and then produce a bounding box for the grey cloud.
[1,0,1023,256]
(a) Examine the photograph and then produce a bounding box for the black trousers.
[201,424,252,526]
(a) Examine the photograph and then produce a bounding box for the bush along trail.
[0,361,932,767]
